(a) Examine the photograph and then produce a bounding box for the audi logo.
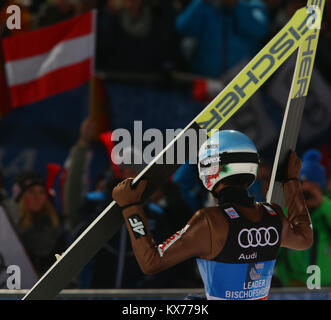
[238,227,279,248]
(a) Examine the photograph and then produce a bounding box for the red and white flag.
[2,11,96,108]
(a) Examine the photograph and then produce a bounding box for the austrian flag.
[2,11,96,108]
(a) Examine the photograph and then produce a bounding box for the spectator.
[63,117,97,230]
[96,0,180,74]
[175,0,269,78]
[275,149,331,286]
[12,170,67,277]
[37,0,77,27]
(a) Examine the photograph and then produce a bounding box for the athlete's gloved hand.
[286,151,302,181]
[112,178,147,207]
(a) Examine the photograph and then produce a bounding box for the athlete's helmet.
[198,130,259,191]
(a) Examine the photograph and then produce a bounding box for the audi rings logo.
[238,227,279,248]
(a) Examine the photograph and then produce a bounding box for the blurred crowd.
[1,0,330,80]
[0,0,331,290]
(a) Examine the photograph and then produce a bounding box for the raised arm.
[64,118,96,228]
[112,179,211,275]
[277,151,313,250]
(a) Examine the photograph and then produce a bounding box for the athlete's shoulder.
[194,207,229,260]
[196,206,229,229]
[197,206,227,220]
[189,207,213,226]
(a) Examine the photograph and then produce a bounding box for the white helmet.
[198,130,259,191]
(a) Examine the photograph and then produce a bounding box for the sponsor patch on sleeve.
[158,225,190,257]
[224,207,240,219]
[128,214,146,239]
